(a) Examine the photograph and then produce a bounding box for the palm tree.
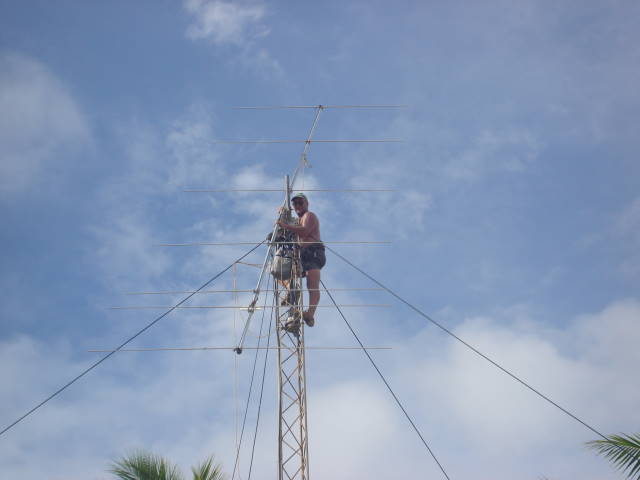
[109,450,225,480]
[586,433,640,480]
[191,456,225,480]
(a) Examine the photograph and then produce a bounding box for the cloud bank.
[184,0,268,46]
[0,53,89,195]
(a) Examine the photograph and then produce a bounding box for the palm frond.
[109,450,184,480]
[191,456,225,480]
[587,433,640,480]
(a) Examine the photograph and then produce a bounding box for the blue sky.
[1,1,639,478]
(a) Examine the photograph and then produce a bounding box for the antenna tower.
[229,104,401,479]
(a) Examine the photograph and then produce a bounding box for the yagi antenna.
[218,103,406,192]
[155,241,391,247]
[210,139,402,144]
[88,346,392,352]
[233,104,408,110]
[183,188,395,193]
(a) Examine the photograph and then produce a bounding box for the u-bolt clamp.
[247,298,257,314]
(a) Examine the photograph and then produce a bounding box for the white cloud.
[236,45,284,79]
[338,150,432,244]
[407,300,639,476]
[309,381,407,478]
[614,196,640,277]
[184,0,267,46]
[165,105,224,191]
[183,0,283,78]
[87,105,230,294]
[90,212,172,289]
[444,128,540,181]
[0,334,239,480]
[87,122,170,293]
[617,197,640,235]
[326,113,538,249]
[2,256,638,479]
[299,298,640,479]
[0,53,90,195]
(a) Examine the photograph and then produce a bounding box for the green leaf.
[587,433,640,480]
[109,450,184,480]
[191,456,225,480]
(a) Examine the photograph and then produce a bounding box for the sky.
[1,0,639,478]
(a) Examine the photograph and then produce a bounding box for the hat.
[291,192,308,202]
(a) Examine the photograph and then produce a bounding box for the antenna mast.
[231,104,402,479]
[236,105,325,480]
[274,174,310,480]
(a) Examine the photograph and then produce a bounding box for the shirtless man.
[277,193,326,326]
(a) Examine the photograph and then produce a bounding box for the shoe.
[284,310,301,334]
[302,311,315,327]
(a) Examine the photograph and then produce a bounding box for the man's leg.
[304,269,320,326]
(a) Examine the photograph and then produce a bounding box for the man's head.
[291,192,308,216]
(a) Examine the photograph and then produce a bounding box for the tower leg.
[275,251,309,480]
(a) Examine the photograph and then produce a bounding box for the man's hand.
[277,220,288,229]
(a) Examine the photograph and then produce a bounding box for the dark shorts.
[300,244,326,273]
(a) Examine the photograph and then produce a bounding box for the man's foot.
[302,311,315,327]
[284,310,301,335]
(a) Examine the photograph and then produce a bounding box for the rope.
[248,278,275,479]
[325,245,610,441]
[0,241,265,438]
[231,281,269,480]
[321,279,451,480]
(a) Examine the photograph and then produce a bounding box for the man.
[277,193,325,327]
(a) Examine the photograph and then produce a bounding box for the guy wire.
[321,279,451,480]
[325,245,611,442]
[0,241,265,438]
